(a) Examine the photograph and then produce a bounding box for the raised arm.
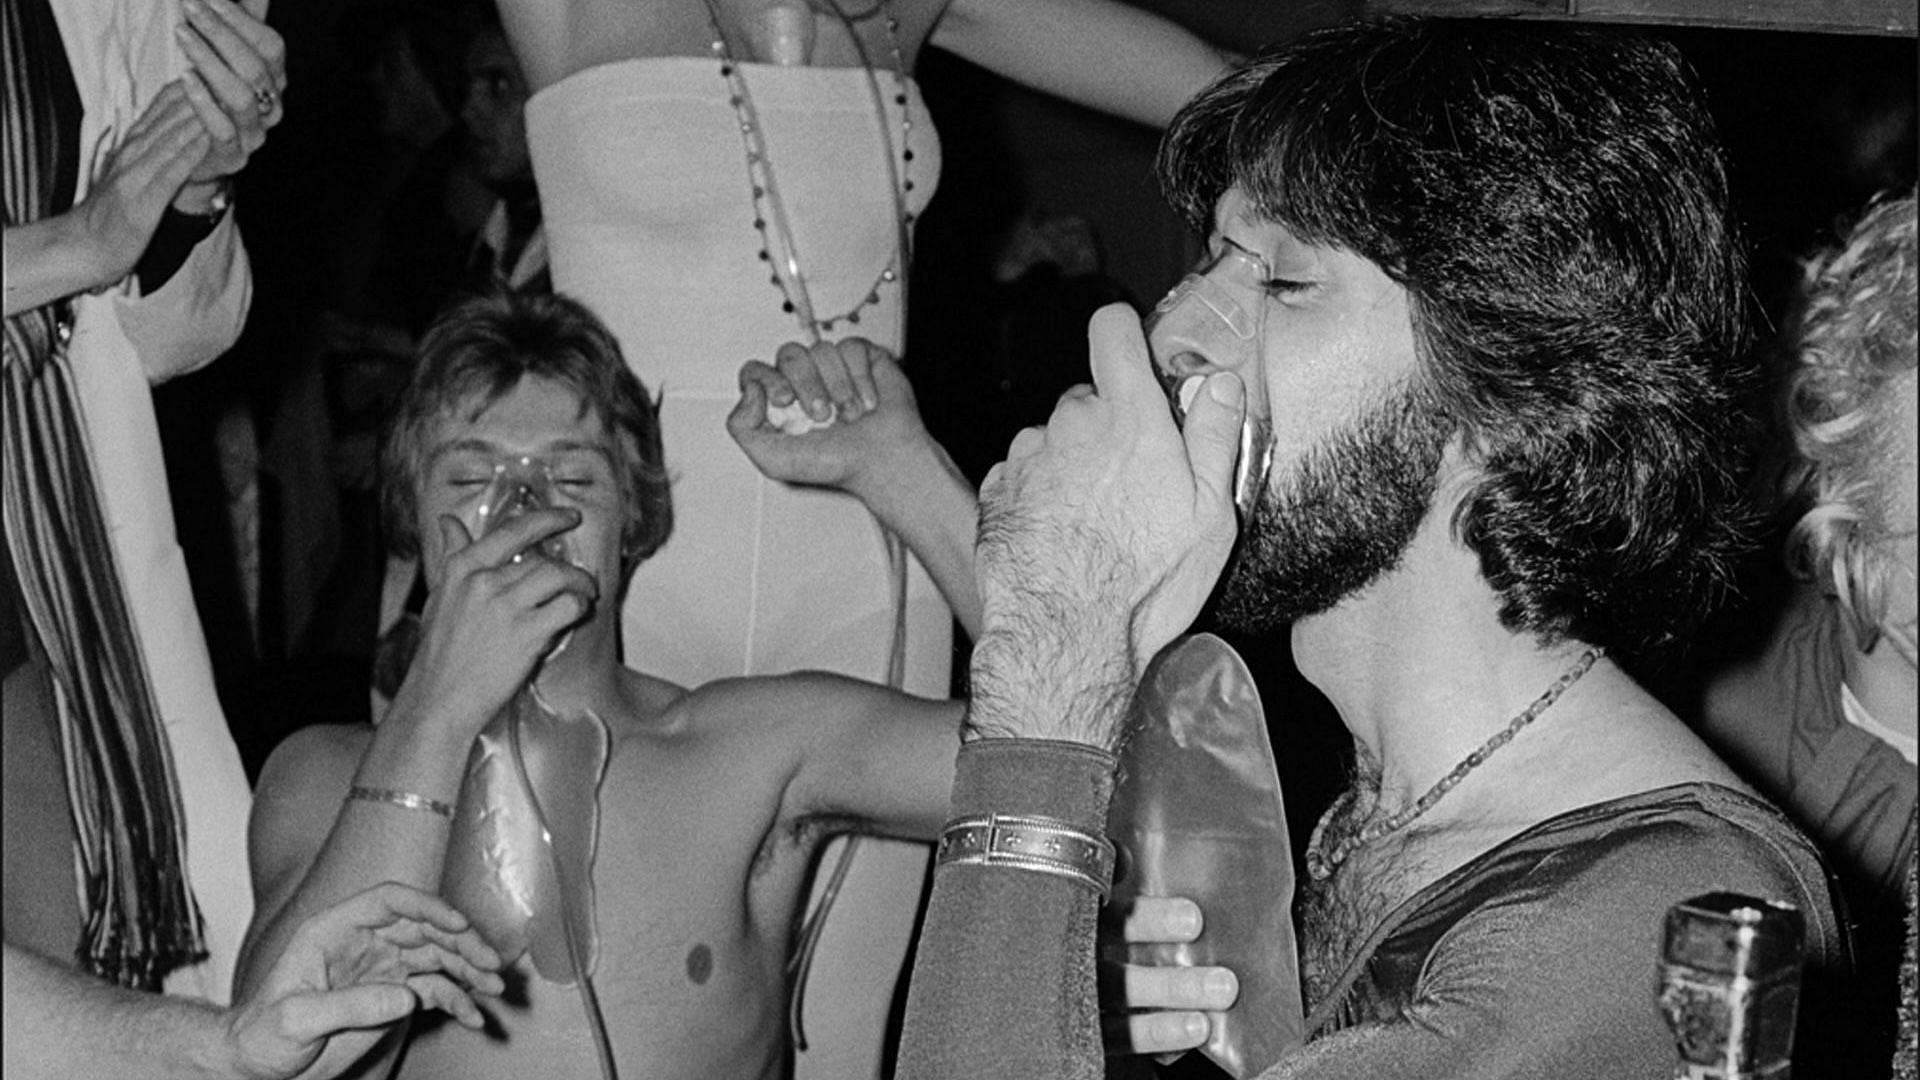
[896,306,1244,1079]
[729,338,983,638]
[930,0,1235,129]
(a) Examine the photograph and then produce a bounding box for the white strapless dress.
[527,57,947,1080]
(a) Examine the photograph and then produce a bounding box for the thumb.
[439,514,472,555]
[1181,372,1245,519]
[729,376,768,436]
[272,985,418,1047]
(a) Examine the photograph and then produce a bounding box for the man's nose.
[1146,276,1261,381]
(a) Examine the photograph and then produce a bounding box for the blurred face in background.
[461,29,532,188]
[367,29,452,147]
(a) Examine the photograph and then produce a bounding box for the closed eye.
[1264,277,1314,296]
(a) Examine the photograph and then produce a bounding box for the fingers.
[839,339,883,412]
[300,887,505,994]
[117,83,208,169]
[776,342,835,422]
[1084,303,1166,425]
[179,70,241,151]
[438,515,475,560]
[1096,954,1237,1058]
[448,508,577,574]
[193,0,287,78]
[181,0,284,99]
[1102,1008,1210,1057]
[1106,961,1239,1014]
[334,881,477,936]
[771,338,897,423]
[175,0,286,180]
[339,884,506,980]
[122,82,196,144]
[436,511,597,634]
[804,342,860,417]
[1115,896,1203,944]
[272,984,419,1047]
[1004,425,1047,463]
[405,973,488,1030]
[728,372,771,440]
[1180,372,1245,524]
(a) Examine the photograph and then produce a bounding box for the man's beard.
[1210,381,1452,634]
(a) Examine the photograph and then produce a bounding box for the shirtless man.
[237,288,1230,1079]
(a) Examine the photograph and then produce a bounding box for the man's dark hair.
[1159,17,1756,665]
[380,288,673,579]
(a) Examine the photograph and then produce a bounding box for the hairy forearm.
[966,624,1134,748]
[2,944,241,1080]
[3,216,117,318]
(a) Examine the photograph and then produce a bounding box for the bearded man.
[888,18,1851,1080]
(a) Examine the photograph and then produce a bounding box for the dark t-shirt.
[1694,584,1916,902]
[1291,783,1847,1080]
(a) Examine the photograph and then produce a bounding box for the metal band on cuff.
[935,813,1116,898]
[347,785,455,819]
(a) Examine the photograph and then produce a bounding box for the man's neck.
[1289,514,1618,819]
[528,625,630,721]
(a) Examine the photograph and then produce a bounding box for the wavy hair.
[379,288,673,580]
[1781,190,1918,646]
[1157,17,1756,665]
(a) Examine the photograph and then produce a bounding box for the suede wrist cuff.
[949,737,1118,835]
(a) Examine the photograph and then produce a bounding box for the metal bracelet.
[346,785,456,820]
[935,813,1116,898]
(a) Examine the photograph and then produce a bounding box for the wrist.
[949,738,1117,830]
[380,681,492,759]
[967,627,1135,749]
[71,200,138,285]
[175,998,250,1080]
[843,427,941,506]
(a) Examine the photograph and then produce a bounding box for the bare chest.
[405,733,827,1079]
[1297,819,1519,1017]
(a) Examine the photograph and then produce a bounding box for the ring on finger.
[253,85,277,116]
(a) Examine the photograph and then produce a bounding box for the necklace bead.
[1304,647,1604,882]
[705,0,914,340]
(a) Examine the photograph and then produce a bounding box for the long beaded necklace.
[703,0,916,342]
[1304,646,1604,882]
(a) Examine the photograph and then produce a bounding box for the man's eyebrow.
[543,439,615,458]
[425,437,615,464]
[426,438,501,465]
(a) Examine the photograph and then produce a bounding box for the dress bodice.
[527,56,942,395]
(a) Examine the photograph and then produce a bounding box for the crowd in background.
[4,1,1916,1077]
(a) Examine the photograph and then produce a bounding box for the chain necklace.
[703,0,915,342]
[1305,646,1604,882]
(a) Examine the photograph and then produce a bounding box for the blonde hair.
[1782,190,1918,647]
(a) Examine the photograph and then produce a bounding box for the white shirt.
[50,0,256,1005]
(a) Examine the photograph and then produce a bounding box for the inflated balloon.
[1109,633,1305,1078]
[442,686,610,985]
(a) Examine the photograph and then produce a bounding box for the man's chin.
[1207,549,1358,636]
